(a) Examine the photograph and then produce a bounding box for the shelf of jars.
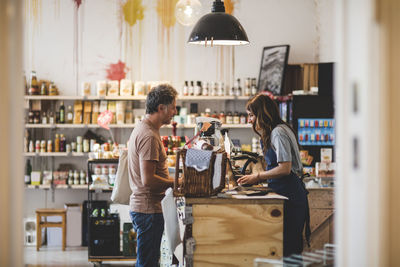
[24,95,251,101]
[25,184,88,190]
[24,152,89,157]
[25,123,253,129]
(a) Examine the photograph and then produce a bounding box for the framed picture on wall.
[257,45,290,95]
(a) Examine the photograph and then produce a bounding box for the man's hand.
[237,173,259,185]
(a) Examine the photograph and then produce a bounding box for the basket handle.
[174,149,181,193]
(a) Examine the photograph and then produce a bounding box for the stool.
[36,209,66,251]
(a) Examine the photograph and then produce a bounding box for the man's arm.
[141,159,174,191]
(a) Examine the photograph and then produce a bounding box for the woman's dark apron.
[265,147,311,257]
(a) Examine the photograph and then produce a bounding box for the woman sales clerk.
[237,93,310,257]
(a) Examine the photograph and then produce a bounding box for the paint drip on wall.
[106,60,129,81]
[26,0,42,69]
[123,0,145,26]
[119,0,145,80]
[156,0,178,80]
[73,0,83,9]
[156,0,178,28]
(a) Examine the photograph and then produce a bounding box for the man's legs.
[130,211,164,267]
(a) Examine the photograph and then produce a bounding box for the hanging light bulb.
[175,0,202,26]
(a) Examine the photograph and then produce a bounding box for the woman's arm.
[236,161,291,185]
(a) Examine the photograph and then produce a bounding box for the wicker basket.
[174,148,227,197]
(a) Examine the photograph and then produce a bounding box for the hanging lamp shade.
[188,0,249,46]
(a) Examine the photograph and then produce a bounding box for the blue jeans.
[130,211,164,267]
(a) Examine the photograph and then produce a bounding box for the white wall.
[24,0,335,93]
[23,0,335,215]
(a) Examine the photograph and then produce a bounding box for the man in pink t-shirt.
[128,84,177,267]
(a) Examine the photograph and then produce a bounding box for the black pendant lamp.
[188,0,249,46]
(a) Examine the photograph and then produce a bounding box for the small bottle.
[28,71,39,95]
[233,112,240,124]
[235,79,242,97]
[54,134,60,152]
[35,140,40,153]
[202,82,209,96]
[59,101,65,124]
[182,81,189,96]
[28,111,34,124]
[218,82,225,96]
[41,112,47,124]
[66,106,73,124]
[25,159,32,184]
[40,140,46,153]
[28,140,34,152]
[47,140,53,153]
[211,82,218,96]
[68,170,73,185]
[229,85,235,96]
[80,170,86,185]
[188,81,194,96]
[251,78,258,95]
[49,111,55,124]
[73,170,79,185]
[226,112,233,124]
[49,82,58,96]
[33,111,40,124]
[205,108,211,117]
[40,82,47,95]
[194,81,202,96]
[59,134,66,152]
[244,78,251,96]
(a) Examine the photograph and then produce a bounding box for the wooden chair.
[35,209,66,251]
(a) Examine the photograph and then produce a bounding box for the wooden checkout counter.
[180,187,334,267]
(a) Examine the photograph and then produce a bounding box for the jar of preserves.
[233,112,240,124]
[101,165,109,175]
[226,112,233,124]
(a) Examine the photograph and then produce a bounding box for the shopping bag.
[111,149,132,205]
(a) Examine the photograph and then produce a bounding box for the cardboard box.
[31,171,41,185]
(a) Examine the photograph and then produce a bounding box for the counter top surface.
[185,193,286,205]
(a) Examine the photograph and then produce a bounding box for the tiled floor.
[24,246,135,267]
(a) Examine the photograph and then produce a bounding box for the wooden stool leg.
[36,213,41,251]
[62,213,66,251]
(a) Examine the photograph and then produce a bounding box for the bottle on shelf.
[68,170,73,185]
[28,71,39,95]
[74,170,79,185]
[59,134,66,152]
[40,82,47,95]
[41,112,47,124]
[25,159,32,184]
[49,111,55,124]
[244,78,251,96]
[218,82,225,96]
[202,82,209,96]
[66,106,73,124]
[59,101,65,124]
[211,82,218,96]
[49,82,58,96]
[194,81,202,96]
[188,81,194,96]
[54,134,60,152]
[235,78,242,97]
[182,81,189,96]
[251,78,258,95]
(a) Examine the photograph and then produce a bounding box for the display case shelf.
[24,152,89,157]
[24,95,251,101]
[25,184,88,189]
[25,123,252,129]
